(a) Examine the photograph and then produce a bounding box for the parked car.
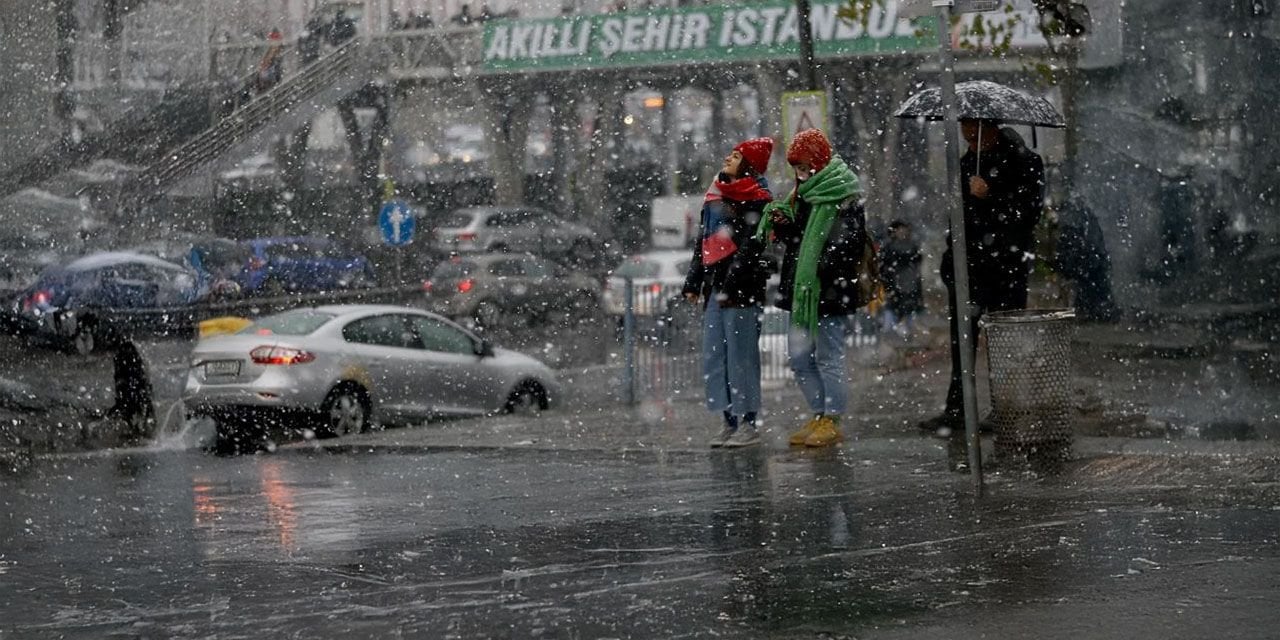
[423,253,600,330]
[239,236,376,295]
[432,206,601,263]
[12,252,205,354]
[184,305,560,450]
[603,249,691,318]
[131,234,249,296]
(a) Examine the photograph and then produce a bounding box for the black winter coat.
[682,197,770,307]
[942,127,1044,305]
[773,197,869,317]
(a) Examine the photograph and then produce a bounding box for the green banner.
[482,1,929,73]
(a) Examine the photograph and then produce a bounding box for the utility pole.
[935,0,984,492]
[795,0,819,90]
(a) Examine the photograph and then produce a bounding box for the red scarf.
[704,175,772,204]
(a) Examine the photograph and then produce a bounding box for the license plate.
[205,360,240,377]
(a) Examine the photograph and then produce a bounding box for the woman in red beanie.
[682,137,775,448]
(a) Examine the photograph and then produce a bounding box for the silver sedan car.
[184,305,560,445]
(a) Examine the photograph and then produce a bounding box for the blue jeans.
[702,292,762,416]
[788,316,849,416]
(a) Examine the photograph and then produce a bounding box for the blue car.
[238,237,376,295]
[13,252,206,354]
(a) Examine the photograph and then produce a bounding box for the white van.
[649,195,702,249]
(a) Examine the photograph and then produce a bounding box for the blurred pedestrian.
[1055,196,1118,322]
[451,4,474,25]
[919,120,1045,432]
[327,9,356,46]
[683,137,774,448]
[879,219,923,337]
[756,129,872,448]
[254,29,284,94]
[299,15,323,63]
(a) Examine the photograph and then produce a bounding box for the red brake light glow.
[248,256,267,270]
[457,278,474,294]
[458,232,477,242]
[32,290,51,305]
[422,280,434,292]
[650,283,662,294]
[250,346,315,365]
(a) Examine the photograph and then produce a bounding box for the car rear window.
[432,260,478,279]
[442,212,476,228]
[614,258,659,279]
[240,309,335,336]
[266,241,328,260]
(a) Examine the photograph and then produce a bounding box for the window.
[486,210,537,227]
[410,316,476,355]
[342,315,416,348]
[432,260,477,279]
[521,257,552,278]
[243,309,335,336]
[488,260,525,278]
[443,212,476,228]
[267,241,327,261]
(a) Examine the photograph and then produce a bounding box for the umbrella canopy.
[894,80,1066,128]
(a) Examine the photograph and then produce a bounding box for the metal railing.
[121,39,369,204]
[617,280,799,406]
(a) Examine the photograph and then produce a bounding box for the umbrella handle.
[975,120,982,176]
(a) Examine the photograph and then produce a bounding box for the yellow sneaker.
[789,416,822,446]
[804,417,844,448]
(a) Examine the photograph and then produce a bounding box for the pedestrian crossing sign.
[781,91,830,153]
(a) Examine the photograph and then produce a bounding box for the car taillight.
[422,280,434,292]
[250,346,315,365]
[31,290,51,306]
[649,283,663,295]
[457,278,474,294]
[458,232,477,242]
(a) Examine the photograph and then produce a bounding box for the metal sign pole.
[935,0,984,492]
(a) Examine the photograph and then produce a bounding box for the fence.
[615,279,886,405]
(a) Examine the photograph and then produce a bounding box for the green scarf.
[757,155,861,332]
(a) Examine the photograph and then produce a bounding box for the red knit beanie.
[733,137,774,175]
[785,129,832,172]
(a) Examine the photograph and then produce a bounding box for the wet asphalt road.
[2,444,1280,639]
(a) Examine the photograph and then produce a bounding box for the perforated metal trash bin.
[981,309,1076,460]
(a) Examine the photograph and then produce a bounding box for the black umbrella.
[893,80,1065,128]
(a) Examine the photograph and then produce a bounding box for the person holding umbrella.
[919,118,1045,432]
[757,129,872,448]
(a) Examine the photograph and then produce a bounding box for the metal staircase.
[120,40,377,205]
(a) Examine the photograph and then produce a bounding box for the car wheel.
[321,385,368,437]
[71,321,97,356]
[473,300,503,331]
[505,382,546,417]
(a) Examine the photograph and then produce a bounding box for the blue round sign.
[378,200,415,246]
